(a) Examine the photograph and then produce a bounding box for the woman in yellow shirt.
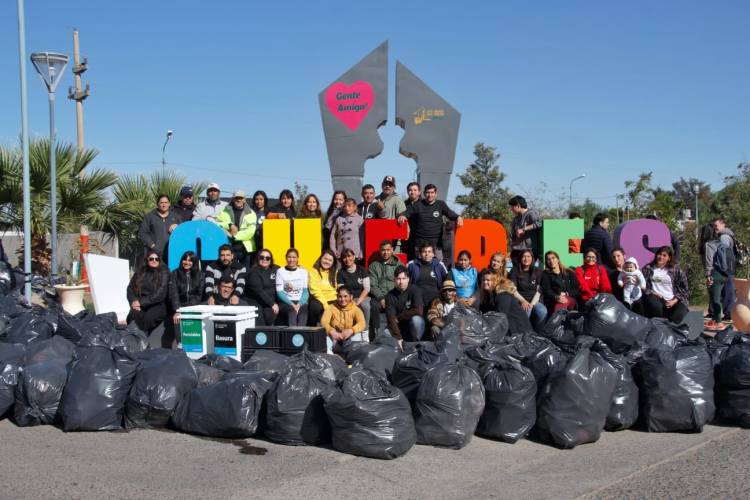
[308,249,338,325]
[321,285,367,352]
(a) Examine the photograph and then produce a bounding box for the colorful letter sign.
[453,220,507,270]
[167,220,229,271]
[614,218,671,269]
[363,219,409,267]
[542,219,585,269]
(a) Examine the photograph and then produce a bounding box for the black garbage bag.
[439,305,487,347]
[125,349,198,429]
[716,336,750,427]
[264,350,347,445]
[392,342,452,404]
[78,322,148,355]
[605,353,639,431]
[476,357,537,443]
[637,341,715,432]
[705,328,739,368]
[56,311,118,345]
[196,353,245,372]
[584,294,650,354]
[2,309,56,345]
[173,370,276,438]
[535,337,619,448]
[481,312,509,344]
[538,310,579,346]
[59,345,138,431]
[414,363,485,448]
[463,344,503,373]
[345,333,401,379]
[488,333,567,385]
[0,343,25,417]
[243,350,289,374]
[324,368,416,459]
[192,362,224,387]
[13,336,75,426]
[644,319,689,351]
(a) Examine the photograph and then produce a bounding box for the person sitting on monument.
[126,250,170,334]
[308,249,339,326]
[167,251,203,347]
[204,276,248,306]
[385,266,425,343]
[267,189,296,219]
[508,195,542,266]
[216,189,258,269]
[321,285,367,354]
[358,184,385,220]
[299,194,323,219]
[451,250,478,307]
[172,186,196,223]
[376,176,406,220]
[204,244,247,305]
[398,184,463,262]
[193,182,227,223]
[330,198,364,260]
[406,240,448,310]
[337,248,371,338]
[275,248,310,326]
[368,240,401,335]
[245,249,281,327]
[540,250,579,313]
[138,193,182,265]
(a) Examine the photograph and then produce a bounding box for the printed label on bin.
[181,319,204,353]
[214,321,237,356]
[255,332,268,346]
[291,333,305,348]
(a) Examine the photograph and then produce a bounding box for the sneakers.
[705,320,727,331]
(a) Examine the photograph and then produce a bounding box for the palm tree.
[0,139,141,273]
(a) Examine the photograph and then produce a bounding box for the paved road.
[0,420,747,499]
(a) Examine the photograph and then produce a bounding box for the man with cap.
[376,175,406,220]
[173,186,196,223]
[193,182,228,223]
[216,190,258,268]
[426,279,458,340]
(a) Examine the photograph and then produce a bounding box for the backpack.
[733,238,749,267]
[714,243,736,276]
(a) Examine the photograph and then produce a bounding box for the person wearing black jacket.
[138,194,182,264]
[266,189,296,219]
[172,186,196,223]
[398,184,463,261]
[581,213,615,269]
[203,276,249,306]
[246,249,281,326]
[540,250,580,313]
[385,267,425,342]
[204,244,247,304]
[508,248,548,330]
[127,250,170,334]
[167,251,203,346]
[478,271,533,334]
[358,184,385,220]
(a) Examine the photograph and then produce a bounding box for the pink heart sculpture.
[325,81,375,131]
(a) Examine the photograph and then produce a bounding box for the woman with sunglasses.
[575,247,612,307]
[275,248,309,326]
[246,249,281,326]
[126,250,170,334]
[167,251,203,346]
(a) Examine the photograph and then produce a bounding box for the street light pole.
[16,0,32,302]
[692,184,700,234]
[31,52,68,283]
[569,174,586,208]
[162,130,173,175]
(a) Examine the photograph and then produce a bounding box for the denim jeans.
[526,302,548,330]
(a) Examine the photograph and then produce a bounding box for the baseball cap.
[179,186,193,197]
[441,280,457,291]
[232,189,246,198]
[207,182,220,192]
[382,175,396,186]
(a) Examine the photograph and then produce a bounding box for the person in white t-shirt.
[641,246,689,324]
[275,248,309,326]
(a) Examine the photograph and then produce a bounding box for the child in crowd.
[618,256,646,308]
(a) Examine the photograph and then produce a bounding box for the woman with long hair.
[540,250,579,313]
[451,250,477,306]
[642,246,690,324]
[508,248,547,329]
[167,251,203,345]
[478,271,533,334]
[337,247,371,338]
[267,189,296,219]
[252,190,268,250]
[323,190,347,248]
[299,194,323,219]
[246,248,281,326]
[575,247,612,306]
[127,250,170,334]
[275,248,309,326]
[308,249,338,326]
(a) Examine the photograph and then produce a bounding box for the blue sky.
[1,1,748,209]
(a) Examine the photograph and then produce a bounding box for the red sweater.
[575,263,612,302]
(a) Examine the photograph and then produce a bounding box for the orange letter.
[453,219,507,270]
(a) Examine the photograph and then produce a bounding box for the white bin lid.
[178,305,257,316]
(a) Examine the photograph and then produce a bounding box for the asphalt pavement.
[0,420,747,500]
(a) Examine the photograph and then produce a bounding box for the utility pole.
[68,29,90,166]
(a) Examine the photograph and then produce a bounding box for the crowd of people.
[129,176,741,351]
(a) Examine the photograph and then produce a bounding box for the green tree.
[293,181,309,213]
[455,143,513,223]
[0,139,139,273]
[623,172,655,219]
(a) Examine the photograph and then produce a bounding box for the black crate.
[242,327,282,362]
[279,327,327,354]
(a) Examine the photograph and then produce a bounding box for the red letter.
[364,219,409,267]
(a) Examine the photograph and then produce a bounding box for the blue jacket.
[451,267,477,299]
[406,258,448,289]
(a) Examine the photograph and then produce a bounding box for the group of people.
[129,177,739,351]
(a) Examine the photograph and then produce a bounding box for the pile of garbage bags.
[2,291,750,461]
